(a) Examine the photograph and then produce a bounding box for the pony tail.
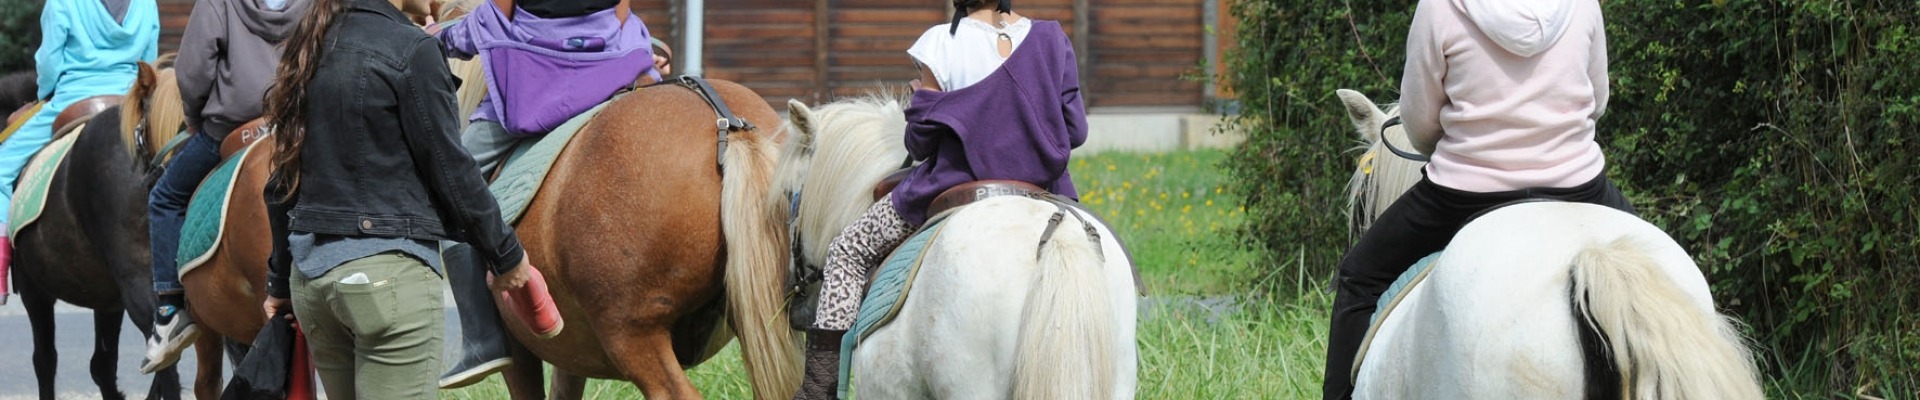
[263,0,348,200]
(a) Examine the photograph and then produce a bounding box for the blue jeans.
[149,133,222,294]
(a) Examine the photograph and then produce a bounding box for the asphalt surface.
[0,289,465,400]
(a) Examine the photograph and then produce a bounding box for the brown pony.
[482,78,800,400]
[443,3,805,398]
[177,119,275,400]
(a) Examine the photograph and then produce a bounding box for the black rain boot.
[439,241,513,389]
[793,329,846,400]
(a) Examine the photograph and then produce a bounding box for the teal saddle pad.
[176,141,259,274]
[835,216,953,397]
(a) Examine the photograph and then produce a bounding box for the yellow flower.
[1205,199,1214,207]
[1182,205,1192,214]
[1106,164,1117,171]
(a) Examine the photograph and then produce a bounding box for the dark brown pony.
[471,77,801,400]
[9,62,184,400]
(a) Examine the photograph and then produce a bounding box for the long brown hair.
[262,0,350,198]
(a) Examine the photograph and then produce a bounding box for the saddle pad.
[8,132,80,238]
[176,139,264,277]
[488,96,616,225]
[836,216,954,397]
[1350,251,1442,379]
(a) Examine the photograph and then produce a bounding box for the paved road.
[0,290,465,400]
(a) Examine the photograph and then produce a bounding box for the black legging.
[1322,172,1636,399]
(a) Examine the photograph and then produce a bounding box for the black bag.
[221,309,295,400]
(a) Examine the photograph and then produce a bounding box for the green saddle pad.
[488,97,616,225]
[1351,251,1442,379]
[9,133,81,237]
[835,216,954,397]
[176,139,261,276]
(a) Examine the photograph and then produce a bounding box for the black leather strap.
[673,76,755,173]
[1379,115,1432,162]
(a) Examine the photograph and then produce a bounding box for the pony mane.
[1341,93,1423,237]
[777,94,912,266]
[121,63,186,161]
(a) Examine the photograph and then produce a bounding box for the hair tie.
[949,6,966,35]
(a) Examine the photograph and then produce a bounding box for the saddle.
[858,180,1045,284]
[220,118,271,159]
[53,95,122,139]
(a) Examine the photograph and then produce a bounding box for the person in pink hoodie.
[1322,0,1635,397]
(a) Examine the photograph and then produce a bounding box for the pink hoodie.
[1399,0,1608,192]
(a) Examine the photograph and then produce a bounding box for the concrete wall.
[1080,111,1245,154]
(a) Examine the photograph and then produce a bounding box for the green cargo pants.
[291,252,445,400]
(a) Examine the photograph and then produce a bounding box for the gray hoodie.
[177,0,311,141]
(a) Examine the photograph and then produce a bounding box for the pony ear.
[136,62,157,92]
[1335,89,1383,142]
[786,99,816,146]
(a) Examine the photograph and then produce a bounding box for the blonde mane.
[121,63,186,160]
[775,95,912,266]
[1337,89,1424,236]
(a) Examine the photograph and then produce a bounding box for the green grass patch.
[1069,150,1259,294]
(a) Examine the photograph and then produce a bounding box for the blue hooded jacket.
[35,0,159,103]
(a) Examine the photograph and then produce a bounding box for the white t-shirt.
[907,17,1032,91]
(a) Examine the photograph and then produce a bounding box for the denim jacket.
[267,0,523,298]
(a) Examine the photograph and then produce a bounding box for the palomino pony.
[1335,89,1762,398]
[8,62,183,400]
[777,96,1139,399]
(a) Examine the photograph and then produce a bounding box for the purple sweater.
[892,20,1087,225]
[436,0,658,134]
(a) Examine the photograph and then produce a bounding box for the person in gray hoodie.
[142,0,311,374]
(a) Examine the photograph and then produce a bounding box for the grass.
[1070,150,1262,295]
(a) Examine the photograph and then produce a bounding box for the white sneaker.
[140,310,201,374]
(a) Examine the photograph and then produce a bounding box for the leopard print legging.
[813,194,917,331]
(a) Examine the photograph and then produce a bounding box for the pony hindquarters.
[505,80,799,400]
[1354,202,1759,399]
[853,197,1137,399]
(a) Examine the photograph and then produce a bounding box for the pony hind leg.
[191,334,224,400]
[90,307,129,400]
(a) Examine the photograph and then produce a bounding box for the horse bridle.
[1378,115,1431,163]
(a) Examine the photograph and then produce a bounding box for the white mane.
[776,95,913,266]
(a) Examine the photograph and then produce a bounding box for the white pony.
[1336,89,1764,399]
[774,96,1139,399]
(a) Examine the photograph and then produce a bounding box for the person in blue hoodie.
[0,0,159,305]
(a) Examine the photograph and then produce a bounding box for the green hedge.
[0,0,39,72]
[1223,0,1918,395]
